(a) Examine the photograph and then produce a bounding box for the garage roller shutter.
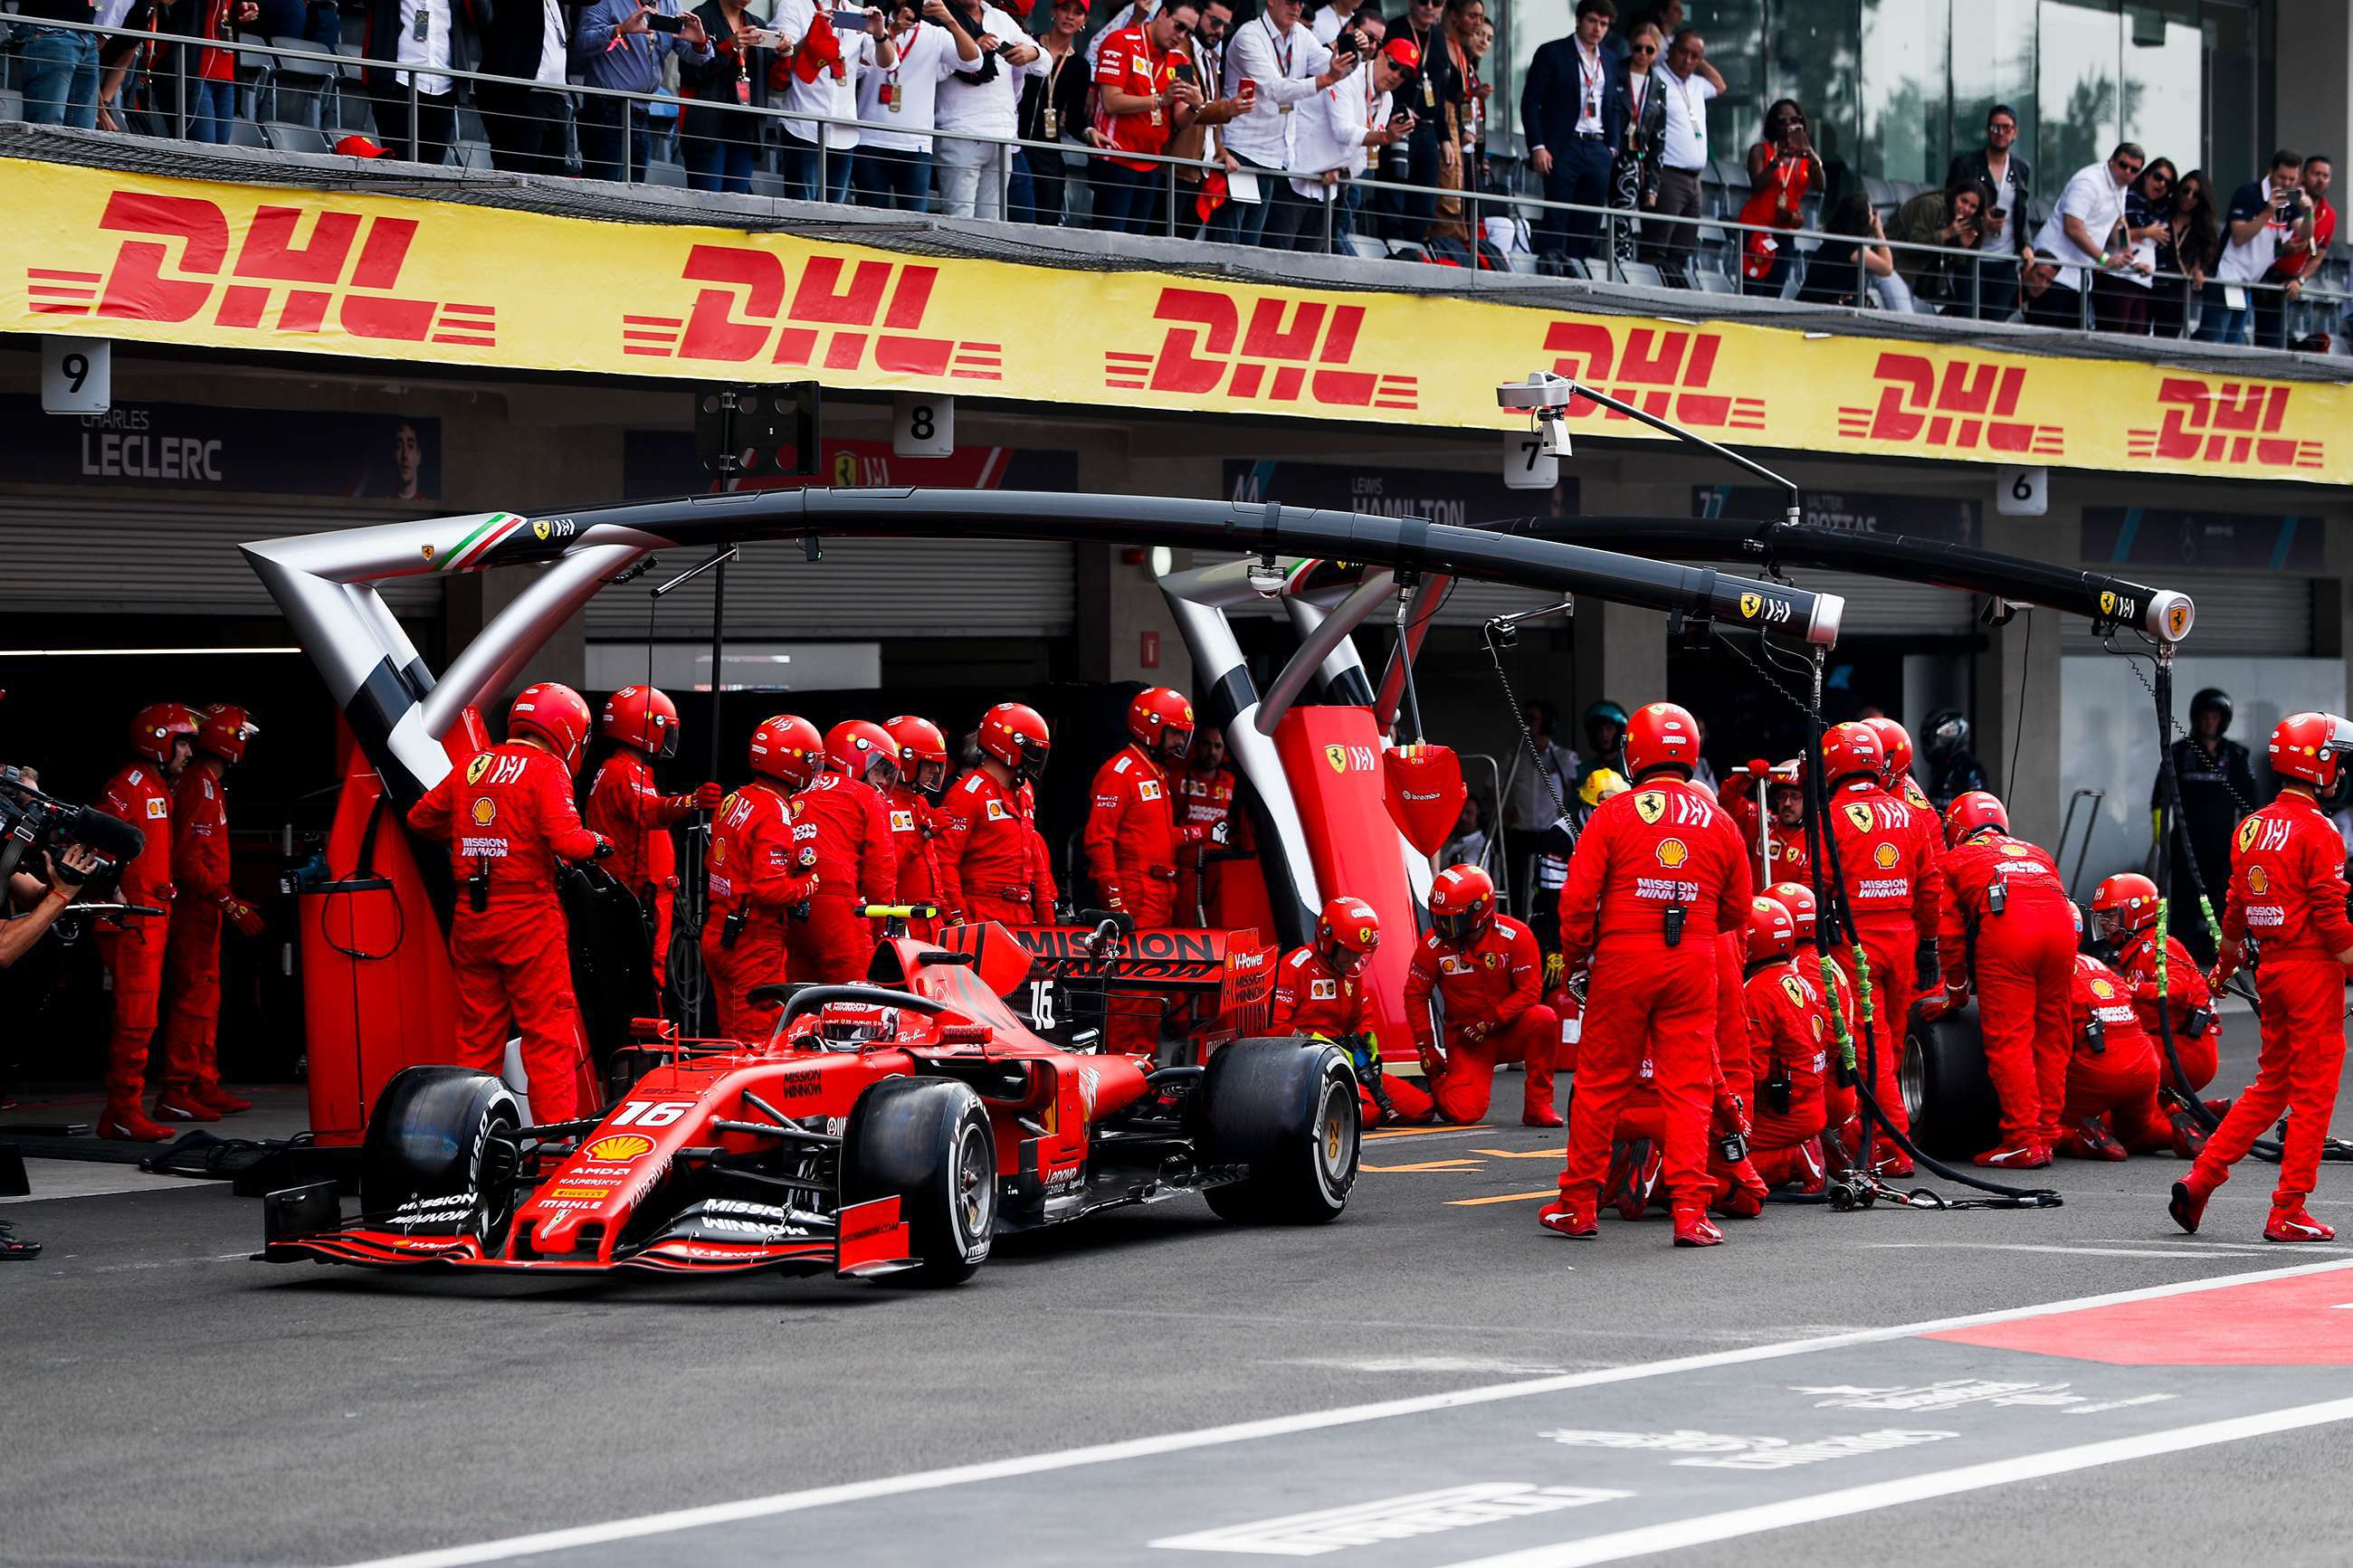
[2062,574,2315,656]
[583,537,1076,640]
[0,496,443,617]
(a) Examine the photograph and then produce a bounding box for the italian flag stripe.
[445,512,521,572]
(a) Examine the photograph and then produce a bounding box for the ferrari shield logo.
[1781,974,1806,1009]
[1482,952,1499,969]
[1326,744,1348,774]
[420,544,436,562]
[1843,803,1874,833]
[2237,818,2261,852]
[2100,590,2117,616]
[465,753,494,785]
[1740,592,1762,620]
[1634,790,1667,825]
[533,518,551,542]
[2168,604,2190,637]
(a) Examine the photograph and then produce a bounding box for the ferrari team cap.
[1382,37,1421,70]
[336,135,390,158]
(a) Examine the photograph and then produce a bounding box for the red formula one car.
[261,911,1358,1287]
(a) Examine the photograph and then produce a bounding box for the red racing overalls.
[586,748,693,987]
[1824,777,1940,1141]
[1744,958,1834,1190]
[882,783,945,939]
[936,768,1057,927]
[1405,915,1558,1124]
[1270,944,1434,1126]
[1938,830,2078,1147]
[157,758,233,1101]
[786,772,894,985]
[2056,953,2174,1156]
[95,762,176,1116]
[2113,927,2221,1097]
[1176,764,1239,923]
[701,783,818,1041]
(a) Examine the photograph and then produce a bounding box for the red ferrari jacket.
[1824,779,1939,935]
[706,783,818,922]
[1743,959,1830,1144]
[1403,914,1543,1052]
[882,783,943,907]
[99,761,176,908]
[1178,765,1236,839]
[1082,743,1200,908]
[169,757,232,906]
[408,743,599,902]
[1269,945,1374,1041]
[1556,782,1750,963]
[794,772,895,907]
[586,749,691,899]
[2113,928,2214,1035]
[1935,831,2072,986]
[2221,789,2353,963]
[937,768,1057,917]
[2072,954,2158,1073]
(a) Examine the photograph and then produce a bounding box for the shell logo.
[1656,838,1689,869]
[469,797,496,827]
[2090,978,2114,999]
[2249,866,2269,895]
[1873,842,1900,870]
[1999,843,2027,857]
[584,1134,655,1162]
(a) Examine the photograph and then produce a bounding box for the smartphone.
[1237,75,1255,97]
[643,12,684,31]
[1172,57,1196,83]
[830,6,867,26]
[1988,204,2005,221]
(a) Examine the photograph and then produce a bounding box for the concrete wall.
[2274,0,2352,176]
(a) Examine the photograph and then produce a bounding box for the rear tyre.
[1901,1003,2001,1158]
[843,1077,995,1286]
[1196,1040,1358,1224]
[359,1066,521,1247]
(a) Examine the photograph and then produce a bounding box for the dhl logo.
[1103,289,1418,410]
[2125,378,2324,471]
[1836,353,2063,455]
[26,191,494,346]
[621,245,1002,379]
[1539,322,1765,431]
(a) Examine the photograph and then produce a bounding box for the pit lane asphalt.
[8,1022,2353,1568]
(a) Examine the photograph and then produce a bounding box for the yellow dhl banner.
[7,156,2349,484]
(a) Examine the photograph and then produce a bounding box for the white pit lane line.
[342,1258,2353,1568]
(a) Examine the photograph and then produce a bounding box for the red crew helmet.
[1743,895,1796,965]
[1760,880,1818,942]
[2089,872,2161,944]
[1623,700,1700,782]
[509,683,594,773]
[129,702,197,766]
[749,714,825,787]
[1943,789,2009,848]
[825,719,901,789]
[1820,720,1886,789]
[1860,716,1913,787]
[977,702,1052,781]
[2268,711,2353,791]
[601,686,681,759]
[194,703,258,765]
[1316,895,1381,975]
[1128,687,1196,760]
[1428,863,1496,945]
[884,714,950,795]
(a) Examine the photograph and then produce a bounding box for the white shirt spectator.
[1285,60,1383,198]
[533,0,569,87]
[2031,156,2128,292]
[1571,37,1604,136]
[395,0,453,97]
[2217,174,2293,284]
[1502,738,1578,831]
[1221,12,1330,166]
[856,18,961,151]
[1657,56,1712,172]
[934,1,1026,136]
[777,0,874,147]
[1310,0,1358,45]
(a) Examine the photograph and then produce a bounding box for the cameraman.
[3,843,100,968]
[2207,148,2313,346]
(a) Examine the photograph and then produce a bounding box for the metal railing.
[9,15,2348,347]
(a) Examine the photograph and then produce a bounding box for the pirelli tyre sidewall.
[1197,1039,1360,1224]
[843,1076,995,1286]
[359,1065,522,1245]
[1901,1002,2002,1158]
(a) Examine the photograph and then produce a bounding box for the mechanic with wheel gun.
[936,702,1058,927]
[2089,871,2223,1112]
[1763,879,1860,1141]
[2055,950,2183,1160]
[882,715,954,939]
[1545,701,1748,1249]
[155,703,265,1124]
[90,703,197,1143]
[1270,895,1434,1126]
[791,721,900,984]
[702,715,825,1040]
[1085,688,1213,1052]
[406,684,608,1125]
[1915,790,2077,1171]
[1740,894,1834,1193]
[1406,864,1560,1129]
[586,686,722,991]
[2170,711,2353,1245]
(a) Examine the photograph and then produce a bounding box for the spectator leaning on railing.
[1159,2,1251,237]
[1891,172,1989,314]
[17,0,106,127]
[776,2,892,204]
[1520,0,1617,261]
[1603,21,1662,266]
[2205,148,2313,347]
[166,0,260,146]
[1644,27,1718,280]
[1797,191,1898,310]
[680,0,780,193]
[1218,0,1350,248]
[2150,166,2217,340]
[932,0,1036,221]
[2107,156,2178,337]
[1381,0,1453,242]
[853,0,981,212]
[362,0,459,165]
[1947,104,2031,318]
[2260,152,2335,351]
[1284,33,1415,243]
[574,0,712,184]
[1013,0,1086,222]
[2026,140,2145,328]
[1090,0,1201,233]
[476,0,576,176]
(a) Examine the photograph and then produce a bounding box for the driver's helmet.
[814,1000,900,1047]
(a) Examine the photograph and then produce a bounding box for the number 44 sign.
[43,336,110,414]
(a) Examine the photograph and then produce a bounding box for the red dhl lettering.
[1541,322,1765,431]
[28,191,495,346]
[2126,378,2324,471]
[1835,353,2063,454]
[621,245,1001,379]
[1104,289,1418,411]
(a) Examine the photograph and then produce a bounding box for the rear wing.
[935,923,1278,1020]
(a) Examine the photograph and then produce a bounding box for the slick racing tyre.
[1900,1003,2001,1158]
[1196,1039,1358,1224]
[844,1077,995,1287]
[360,1066,523,1247]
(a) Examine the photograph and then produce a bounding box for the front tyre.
[359,1066,521,1248]
[844,1077,995,1286]
[1197,1040,1359,1224]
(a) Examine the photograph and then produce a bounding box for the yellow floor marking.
[1446,1188,1558,1207]
[1471,1146,1566,1159]
[1364,1124,1490,1141]
[1360,1158,1486,1173]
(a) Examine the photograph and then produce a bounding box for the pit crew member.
[882,714,952,938]
[91,703,196,1142]
[2058,951,2181,1159]
[702,716,824,1040]
[156,704,264,1122]
[789,720,900,984]
[1761,879,1858,1142]
[1269,895,1433,1126]
[937,702,1057,926]
[1741,894,1833,1192]
[586,686,721,989]
[2090,870,2221,1101]
[1405,864,1559,1128]
[1176,727,1245,923]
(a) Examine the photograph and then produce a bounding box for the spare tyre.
[360,1065,523,1246]
[1901,1003,2001,1157]
[1195,1039,1358,1224]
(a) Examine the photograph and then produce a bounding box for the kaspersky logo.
[2127,377,2325,471]
[623,244,1001,380]
[1540,321,1765,432]
[1837,351,2063,456]
[29,190,495,346]
[1105,289,1418,412]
